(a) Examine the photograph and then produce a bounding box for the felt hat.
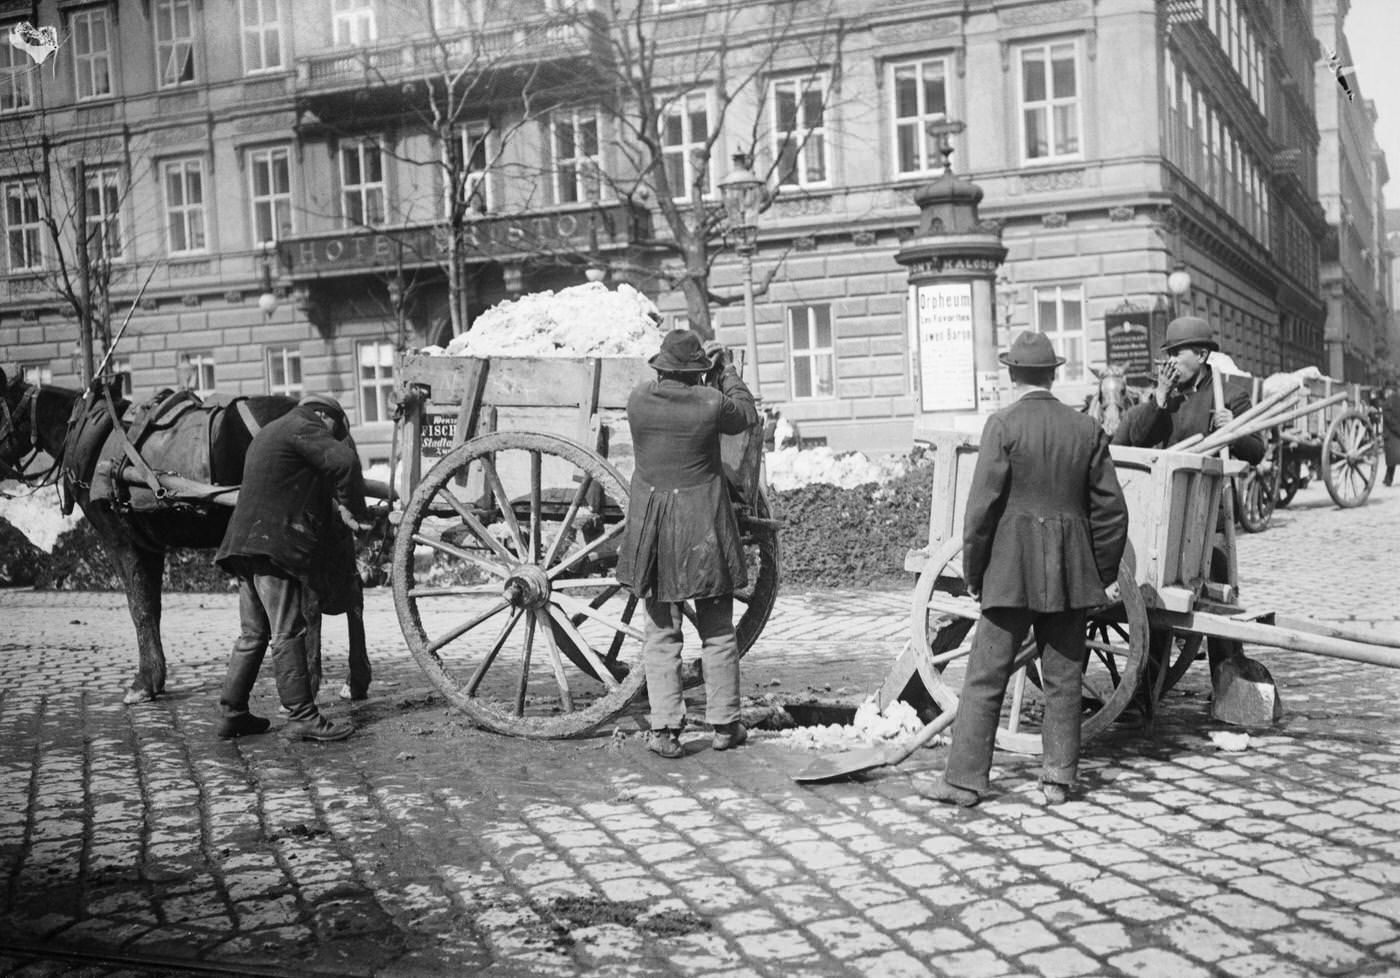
[299,392,346,416]
[998,331,1066,368]
[1161,316,1219,352]
[648,329,715,373]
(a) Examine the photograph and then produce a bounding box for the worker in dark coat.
[617,329,758,759]
[1112,315,1264,688]
[926,331,1128,807]
[214,393,369,741]
[1382,385,1400,487]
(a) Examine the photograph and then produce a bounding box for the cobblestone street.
[1,483,1399,977]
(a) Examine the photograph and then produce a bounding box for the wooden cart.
[385,352,779,739]
[1269,375,1379,510]
[876,431,1400,755]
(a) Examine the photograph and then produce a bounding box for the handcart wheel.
[1276,448,1301,508]
[908,541,1149,755]
[1321,409,1379,508]
[1235,434,1278,533]
[391,430,776,739]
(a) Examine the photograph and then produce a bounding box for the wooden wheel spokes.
[542,473,594,569]
[1322,411,1378,508]
[466,608,523,696]
[425,599,510,657]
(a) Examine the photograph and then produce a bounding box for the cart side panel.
[919,431,981,553]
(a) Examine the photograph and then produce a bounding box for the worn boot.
[712,721,748,751]
[273,637,354,742]
[217,638,270,739]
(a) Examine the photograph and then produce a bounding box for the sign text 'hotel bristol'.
[283,205,641,275]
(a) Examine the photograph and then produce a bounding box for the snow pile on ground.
[424,282,667,358]
[0,482,82,552]
[766,445,912,491]
[771,699,929,752]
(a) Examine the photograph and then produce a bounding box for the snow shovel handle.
[890,706,958,767]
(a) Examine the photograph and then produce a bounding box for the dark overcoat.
[1384,391,1400,468]
[216,405,367,585]
[964,390,1129,611]
[1111,365,1265,464]
[616,367,758,602]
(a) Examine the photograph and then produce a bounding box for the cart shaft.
[1153,608,1400,668]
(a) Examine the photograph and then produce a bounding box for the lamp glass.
[1166,269,1192,296]
[257,291,278,316]
[719,155,762,229]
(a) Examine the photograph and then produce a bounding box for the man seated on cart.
[1112,316,1270,704]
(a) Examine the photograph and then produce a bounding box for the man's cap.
[1161,316,1219,353]
[648,329,716,373]
[998,331,1066,368]
[299,392,346,415]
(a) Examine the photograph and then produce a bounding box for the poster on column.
[915,282,977,412]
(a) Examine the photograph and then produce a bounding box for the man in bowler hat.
[926,332,1128,806]
[616,329,758,758]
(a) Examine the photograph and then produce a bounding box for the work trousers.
[219,572,314,720]
[642,595,740,730]
[944,606,1088,792]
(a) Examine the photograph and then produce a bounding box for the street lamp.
[257,242,280,318]
[719,152,764,398]
[1166,266,1192,318]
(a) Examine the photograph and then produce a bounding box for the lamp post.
[387,273,406,351]
[1166,266,1192,319]
[719,152,764,399]
[257,242,280,318]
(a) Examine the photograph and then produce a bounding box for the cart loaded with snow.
[383,284,780,738]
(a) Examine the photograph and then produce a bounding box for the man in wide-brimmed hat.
[616,329,758,759]
[925,331,1128,807]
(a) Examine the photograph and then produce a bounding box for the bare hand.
[1103,581,1121,604]
[1154,360,1179,404]
[703,341,731,369]
[338,504,369,533]
[1211,407,1234,431]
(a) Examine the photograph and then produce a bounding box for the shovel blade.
[792,744,900,783]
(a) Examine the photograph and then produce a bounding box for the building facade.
[0,0,1380,458]
[1312,0,1391,383]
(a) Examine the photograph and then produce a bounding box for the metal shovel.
[791,706,957,783]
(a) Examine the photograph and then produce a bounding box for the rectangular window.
[455,126,491,214]
[358,341,396,423]
[1033,285,1085,382]
[552,108,602,204]
[178,352,216,397]
[340,141,385,227]
[1019,41,1080,162]
[85,166,123,262]
[249,147,293,244]
[163,158,207,255]
[891,57,948,176]
[72,8,113,100]
[1,23,35,112]
[4,181,44,272]
[154,0,197,87]
[267,346,303,397]
[21,363,51,386]
[788,304,835,399]
[773,74,828,187]
[432,0,482,29]
[661,90,711,200]
[333,0,376,46]
[240,0,282,74]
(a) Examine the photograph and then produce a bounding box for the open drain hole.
[754,702,857,730]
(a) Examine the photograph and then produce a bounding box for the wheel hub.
[503,564,551,609]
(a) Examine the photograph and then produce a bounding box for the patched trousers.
[642,595,741,730]
[944,606,1088,792]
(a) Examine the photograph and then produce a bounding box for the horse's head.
[1095,365,1131,406]
[0,367,73,482]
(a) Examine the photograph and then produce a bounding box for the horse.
[0,368,375,705]
[1083,364,1141,438]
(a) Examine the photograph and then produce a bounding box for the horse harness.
[0,384,60,485]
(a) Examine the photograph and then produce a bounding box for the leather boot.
[218,640,269,739]
[273,637,354,742]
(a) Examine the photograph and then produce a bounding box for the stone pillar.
[894,149,1006,441]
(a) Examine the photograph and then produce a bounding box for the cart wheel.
[392,431,647,738]
[908,541,1149,756]
[733,490,780,655]
[1145,631,1203,699]
[1235,437,1278,533]
[1276,450,1301,508]
[1321,409,1379,508]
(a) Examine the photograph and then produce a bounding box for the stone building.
[1313,0,1391,384]
[0,0,1372,457]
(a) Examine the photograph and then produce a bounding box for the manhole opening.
[775,702,858,728]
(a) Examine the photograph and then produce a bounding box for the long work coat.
[1384,391,1400,468]
[616,368,758,603]
[216,406,367,591]
[964,390,1129,611]
[1111,365,1266,465]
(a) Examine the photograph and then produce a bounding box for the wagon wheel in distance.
[1321,409,1379,508]
[392,431,646,739]
[1235,432,1279,533]
[1275,442,1302,508]
[908,541,1149,755]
